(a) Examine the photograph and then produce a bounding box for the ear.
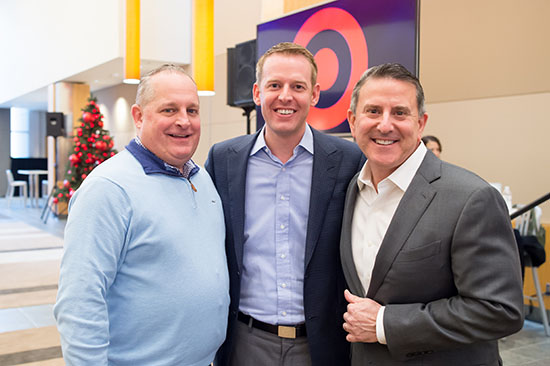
[347,109,357,139]
[310,83,321,106]
[252,83,261,106]
[417,112,428,138]
[131,104,144,132]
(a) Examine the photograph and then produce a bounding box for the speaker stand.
[242,106,255,135]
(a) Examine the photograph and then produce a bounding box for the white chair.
[41,179,49,198]
[5,169,27,208]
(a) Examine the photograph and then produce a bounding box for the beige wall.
[424,93,550,215]
[94,84,139,152]
[420,0,550,102]
[419,0,550,220]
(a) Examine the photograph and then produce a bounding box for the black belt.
[238,311,307,339]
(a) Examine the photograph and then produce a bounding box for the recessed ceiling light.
[123,79,140,84]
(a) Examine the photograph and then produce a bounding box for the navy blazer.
[205,127,364,366]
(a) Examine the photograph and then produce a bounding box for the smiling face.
[348,77,427,185]
[253,53,320,143]
[131,71,200,169]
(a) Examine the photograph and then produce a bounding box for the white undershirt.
[351,142,427,343]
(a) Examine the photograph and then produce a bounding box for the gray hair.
[135,64,194,106]
[349,63,425,116]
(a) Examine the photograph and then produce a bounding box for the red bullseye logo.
[294,7,368,131]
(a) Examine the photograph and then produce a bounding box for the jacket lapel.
[366,153,441,298]
[305,130,342,269]
[227,132,259,272]
[340,174,366,296]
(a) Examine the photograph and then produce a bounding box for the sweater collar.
[125,137,199,178]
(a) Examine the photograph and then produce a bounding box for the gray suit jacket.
[340,151,524,366]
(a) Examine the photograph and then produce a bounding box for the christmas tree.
[52,96,117,205]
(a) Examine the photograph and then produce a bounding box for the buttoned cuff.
[376,306,387,344]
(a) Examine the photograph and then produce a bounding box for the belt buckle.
[278,325,296,339]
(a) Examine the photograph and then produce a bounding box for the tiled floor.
[0,197,549,365]
[500,320,550,365]
[0,198,65,365]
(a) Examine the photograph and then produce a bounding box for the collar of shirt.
[249,124,314,160]
[357,142,427,194]
[125,137,199,179]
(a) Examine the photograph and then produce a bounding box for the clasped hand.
[342,289,382,343]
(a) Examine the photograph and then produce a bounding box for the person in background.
[206,42,364,366]
[54,64,229,366]
[421,135,442,158]
[340,63,524,365]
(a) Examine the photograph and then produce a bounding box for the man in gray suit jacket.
[340,63,524,365]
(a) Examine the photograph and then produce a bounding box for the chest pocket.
[394,240,441,262]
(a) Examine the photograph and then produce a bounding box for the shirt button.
[282,311,287,316]
[280,254,286,259]
[281,283,287,288]
[282,167,286,172]
[280,224,285,229]
[280,195,285,200]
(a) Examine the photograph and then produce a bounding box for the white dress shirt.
[351,142,427,343]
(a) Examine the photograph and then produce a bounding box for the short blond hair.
[256,42,318,87]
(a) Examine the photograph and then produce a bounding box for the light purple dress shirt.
[239,125,314,325]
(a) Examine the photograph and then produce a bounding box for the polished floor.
[0,197,65,365]
[0,196,549,365]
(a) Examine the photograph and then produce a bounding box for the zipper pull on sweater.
[188,178,197,192]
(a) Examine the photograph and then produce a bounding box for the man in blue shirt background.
[206,42,364,366]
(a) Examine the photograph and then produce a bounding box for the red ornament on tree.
[95,140,106,151]
[82,112,94,123]
[69,154,81,164]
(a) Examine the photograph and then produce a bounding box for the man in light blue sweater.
[54,64,229,366]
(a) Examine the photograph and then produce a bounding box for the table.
[17,169,49,207]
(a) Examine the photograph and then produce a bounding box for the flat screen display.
[256,0,419,134]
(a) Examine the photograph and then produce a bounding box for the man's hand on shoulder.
[343,289,381,343]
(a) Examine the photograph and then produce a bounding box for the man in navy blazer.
[206,43,363,365]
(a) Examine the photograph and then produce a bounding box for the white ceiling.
[0,58,170,111]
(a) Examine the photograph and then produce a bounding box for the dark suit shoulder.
[209,133,258,155]
[311,129,364,159]
[439,160,494,192]
[416,152,492,193]
[416,157,507,220]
